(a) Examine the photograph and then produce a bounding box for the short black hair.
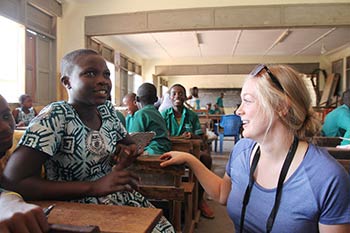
[170,84,186,96]
[18,94,30,104]
[60,49,99,78]
[137,83,157,104]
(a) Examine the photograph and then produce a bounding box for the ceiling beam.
[155,63,319,76]
[86,3,350,36]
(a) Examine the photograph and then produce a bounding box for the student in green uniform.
[122,92,138,131]
[161,84,215,219]
[216,92,225,114]
[128,83,171,155]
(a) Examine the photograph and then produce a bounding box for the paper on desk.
[130,131,155,152]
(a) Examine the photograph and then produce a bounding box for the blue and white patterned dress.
[15,107,36,126]
[19,101,174,233]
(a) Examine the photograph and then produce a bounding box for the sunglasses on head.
[250,64,284,92]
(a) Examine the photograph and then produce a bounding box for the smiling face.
[170,85,187,108]
[0,95,15,157]
[62,53,111,106]
[123,93,138,115]
[236,78,270,141]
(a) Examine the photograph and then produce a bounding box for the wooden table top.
[32,201,162,233]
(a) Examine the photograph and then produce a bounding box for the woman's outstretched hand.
[160,151,192,167]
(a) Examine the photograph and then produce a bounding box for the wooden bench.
[324,147,350,172]
[311,136,341,147]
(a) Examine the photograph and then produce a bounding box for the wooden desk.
[32,201,162,233]
[199,114,222,130]
[129,155,190,233]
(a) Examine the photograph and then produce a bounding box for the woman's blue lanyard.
[239,136,299,233]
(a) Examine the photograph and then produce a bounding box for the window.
[106,60,115,105]
[0,15,25,102]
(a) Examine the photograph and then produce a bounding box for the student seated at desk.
[122,92,138,131]
[2,49,174,233]
[206,102,220,114]
[12,94,37,127]
[0,94,49,233]
[160,65,350,233]
[161,84,215,219]
[127,83,171,155]
[322,89,350,146]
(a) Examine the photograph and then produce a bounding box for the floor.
[194,138,236,233]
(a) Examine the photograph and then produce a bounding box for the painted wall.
[57,0,350,94]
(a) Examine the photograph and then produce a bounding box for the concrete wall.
[57,0,350,94]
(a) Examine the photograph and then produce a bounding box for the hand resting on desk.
[0,192,49,233]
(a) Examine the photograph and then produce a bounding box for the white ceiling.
[97,27,350,60]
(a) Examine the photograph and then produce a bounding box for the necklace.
[239,136,299,233]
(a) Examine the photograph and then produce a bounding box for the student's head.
[237,64,320,141]
[220,92,224,98]
[123,93,138,115]
[19,94,33,108]
[342,89,350,107]
[0,95,15,157]
[191,86,199,97]
[136,83,158,106]
[60,49,111,106]
[169,84,187,108]
[206,103,212,110]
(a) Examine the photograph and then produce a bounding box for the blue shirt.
[226,138,350,233]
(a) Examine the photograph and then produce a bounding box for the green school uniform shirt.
[322,104,350,145]
[128,105,171,155]
[161,107,203,136]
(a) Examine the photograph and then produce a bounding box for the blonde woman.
[160,65,350,233]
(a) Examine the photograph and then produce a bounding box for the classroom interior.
[1,1,350,233]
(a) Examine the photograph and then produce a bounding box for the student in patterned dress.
[12,94,37,127]
[0,94,49,233]
[2,49,174,233]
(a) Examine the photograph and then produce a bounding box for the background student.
[322,89,350,145]
[12,94,37,127]
[122,92,138,131]
[161,84,215,219]
[2,49,174,233]
[0,94,49,233]
[128,83,171,155]
[160,65,350,232]
[215,92,225,114]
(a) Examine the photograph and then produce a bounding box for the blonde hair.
[248,64,321,140]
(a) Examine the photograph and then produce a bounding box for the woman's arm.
[2,146,139,201]
[319,223,350,233]
[160,151,231,204]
